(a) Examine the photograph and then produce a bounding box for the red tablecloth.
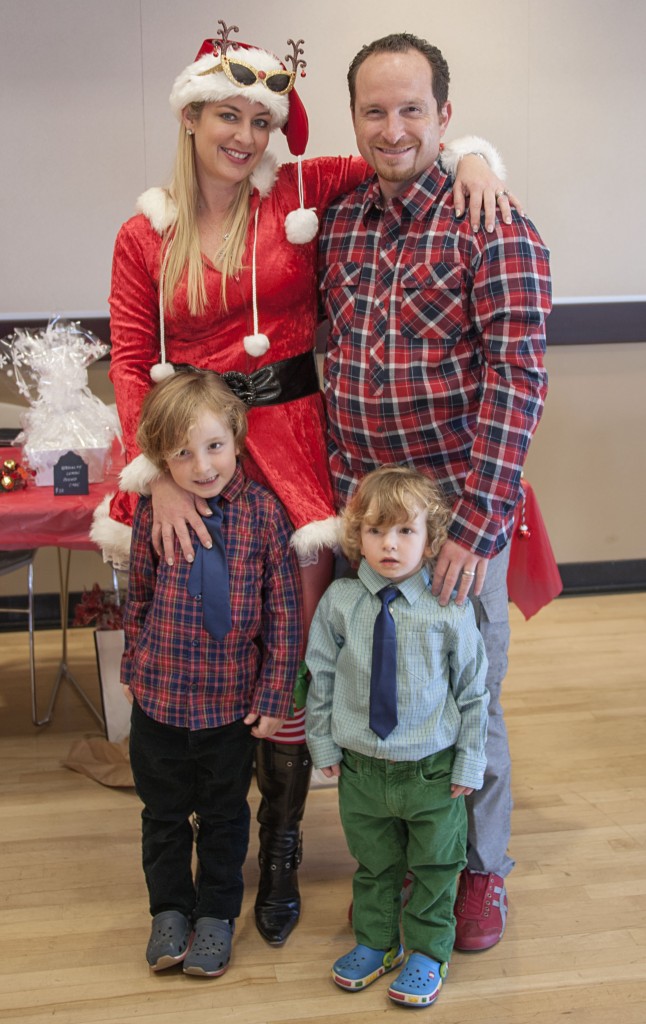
[0,443,124,552]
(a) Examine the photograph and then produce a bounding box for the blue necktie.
[369,586,399,739]
[186,499,232,641]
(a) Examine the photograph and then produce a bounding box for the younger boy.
[122,369,302,977]
[305,466,488,1008]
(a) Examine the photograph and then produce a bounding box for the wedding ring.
[462,569,476,577]
[495,189,509,200]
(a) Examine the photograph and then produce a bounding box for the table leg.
[33,549,105,729]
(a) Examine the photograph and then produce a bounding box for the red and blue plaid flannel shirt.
[122,465,302,730]
[319,161,552,557]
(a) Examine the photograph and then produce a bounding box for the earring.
[186,128,194,136]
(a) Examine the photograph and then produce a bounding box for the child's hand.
[244,712,284,739]
[320,764,341,778]
[121,684,134,705]
[451,783,473,798]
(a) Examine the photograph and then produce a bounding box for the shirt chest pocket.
[320,261,362,335]
[399,261,465,345]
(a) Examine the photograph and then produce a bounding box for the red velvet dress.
[108,155,367,554]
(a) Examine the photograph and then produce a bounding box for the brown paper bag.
[63,735,134,788]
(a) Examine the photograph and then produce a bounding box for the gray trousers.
[468,542,514,878]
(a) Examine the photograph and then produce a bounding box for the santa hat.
[169,22,317,244]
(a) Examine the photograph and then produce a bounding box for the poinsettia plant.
[73,583,123,630]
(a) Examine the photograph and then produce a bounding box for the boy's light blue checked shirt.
[305,561,489,790]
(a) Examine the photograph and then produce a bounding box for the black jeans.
[130,700,255,920]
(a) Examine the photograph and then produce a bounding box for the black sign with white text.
[53,451,89,495]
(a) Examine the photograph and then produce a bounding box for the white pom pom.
[243,333,270,357]
[150,362,175,382]
[285,208,319,244]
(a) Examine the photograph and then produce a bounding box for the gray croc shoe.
[182,917,234,977]
[146,910,192,971]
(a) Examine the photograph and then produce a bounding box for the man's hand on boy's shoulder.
[432,539,488,607]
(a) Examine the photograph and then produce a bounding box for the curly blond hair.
[342,466,452,566]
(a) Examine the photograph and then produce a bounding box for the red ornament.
[518,522,532,540]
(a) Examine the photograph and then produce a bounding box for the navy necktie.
[369,586,399,739]
[187,499,232,641]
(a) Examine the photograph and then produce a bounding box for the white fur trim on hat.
[441,136,506,181]
[90,495,133,571]
[169,50,289,127]
[120,453,161,496]
[290,516,343,559]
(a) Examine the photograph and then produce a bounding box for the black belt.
[221,350,320,408]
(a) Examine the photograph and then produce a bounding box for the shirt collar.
[214,462,245,507]
[358,559,431,605]
[362,159,450,224]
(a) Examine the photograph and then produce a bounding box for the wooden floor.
[1,592,645,1023]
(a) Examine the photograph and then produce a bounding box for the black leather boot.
[254,739,312,945]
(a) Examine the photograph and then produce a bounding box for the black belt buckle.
[220,352,317,408]
[220,370,258,407]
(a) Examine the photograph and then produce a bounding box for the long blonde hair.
[162,102,251,314]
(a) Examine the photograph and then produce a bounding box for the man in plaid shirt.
[318,32,552,953]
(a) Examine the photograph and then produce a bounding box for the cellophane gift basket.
[0,316,120,485]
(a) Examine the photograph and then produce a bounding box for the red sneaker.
[454,870,508,951]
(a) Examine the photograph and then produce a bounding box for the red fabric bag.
[507,482,563,620]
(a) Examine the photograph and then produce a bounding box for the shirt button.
[191,640,199,647]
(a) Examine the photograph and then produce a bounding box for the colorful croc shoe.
[332,943,405,991]
[146,910,192,971]
[182,917,234,977]
[387,953,448,1007]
